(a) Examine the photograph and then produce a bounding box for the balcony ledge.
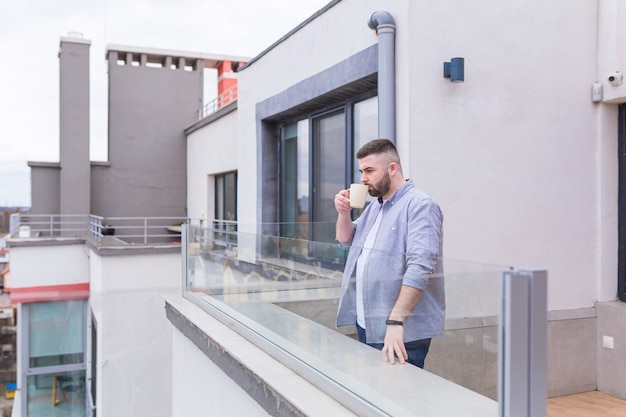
[163,293,498,417]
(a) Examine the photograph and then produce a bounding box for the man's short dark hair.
[356,139,399,162]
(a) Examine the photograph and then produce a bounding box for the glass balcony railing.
[182,223,547,417]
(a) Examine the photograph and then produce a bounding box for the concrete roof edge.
[105,43,251,64]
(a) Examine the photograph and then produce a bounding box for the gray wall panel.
[28,164,60,215]
[59,39,91,215]
[91,51,202,218]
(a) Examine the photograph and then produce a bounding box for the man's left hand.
[382,325,408,364]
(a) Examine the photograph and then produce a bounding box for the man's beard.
[368,171,391,198]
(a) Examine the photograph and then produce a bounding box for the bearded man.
[334,138,445,368]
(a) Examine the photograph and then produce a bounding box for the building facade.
[181,0,626,407]
[8,0,626,416]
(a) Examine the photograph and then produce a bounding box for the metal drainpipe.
[368,11,396,143]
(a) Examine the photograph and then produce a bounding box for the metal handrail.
[209,219,238,249]
[9,214,190,246]
[88,215,189,244]
[198,84,238,120]
[10,213,88,238]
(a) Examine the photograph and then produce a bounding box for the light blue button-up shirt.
[336,180,445,344]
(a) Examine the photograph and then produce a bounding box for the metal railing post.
[181,224,188,295]
[499,269,547,417]
[9,213,20,237]
[528,270,548,417]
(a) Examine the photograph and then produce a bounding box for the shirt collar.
[380,179,413,205]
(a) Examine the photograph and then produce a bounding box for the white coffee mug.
[349,183,369,209]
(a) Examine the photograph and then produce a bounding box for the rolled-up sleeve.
[402,198,443,290]
[337,223,356,248]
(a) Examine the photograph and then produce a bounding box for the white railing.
[10,213,87,238]
[9,213,190,246]
[88,215,189,244]
[210,219,238,249]
[198,84,238,120]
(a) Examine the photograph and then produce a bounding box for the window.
[29,301,85,368]
[279,95,378,264]
[22,300,88,416]
[353,96,378,180]
[311,109,347,249]
[90,313,98,416]
[214,171,238,248]
[618,104,626,302]
[215,171,237,221]
[280,121,309,245]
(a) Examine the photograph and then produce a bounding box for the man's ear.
[388,161,399,176]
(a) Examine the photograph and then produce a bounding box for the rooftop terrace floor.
[548,391,626,417]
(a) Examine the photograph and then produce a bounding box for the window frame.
[276,92,377,266]
[20,299,89,417]
[255,45,378,237]
[214,171,238,222]
[618,104,626,302]
[278,91,377,220]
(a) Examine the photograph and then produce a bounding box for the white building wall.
[187,109,238,221]
[171,327,271,417]
[402,0,605,311]
[598,0,626,103]
[9,243,89,287]
[596,105,620,302]
[90,251,180,417]
[596,0,626,303]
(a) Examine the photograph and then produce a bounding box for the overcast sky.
[0,0,330,207]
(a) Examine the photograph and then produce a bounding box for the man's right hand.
[334,189,352,214]
[335,189,354,244]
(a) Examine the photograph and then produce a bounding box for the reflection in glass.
[278,98,378,261]
[312,111,346,261]
[353,96,378,181]
[281,120,310,253]
[27,370,87,417]
[216,171,237,221]
[185,223,509,404]
[29,300,85,368]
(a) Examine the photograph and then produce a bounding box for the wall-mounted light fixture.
[443,57,464,83]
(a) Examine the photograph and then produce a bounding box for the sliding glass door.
[279,95,378,266]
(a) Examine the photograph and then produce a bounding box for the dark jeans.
[356,323,431,369]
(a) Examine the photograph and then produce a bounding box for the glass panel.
[27,370,87,417]
[90,314,97,412]
[185,224,506,415]
[215,175,224,220]
[280,121,310,256]
[353,96,378,182]
[214,172,238,246]
[29,300,85,368]
[224,172,237,221]
[618,103,626,302]
[312,112,345,257]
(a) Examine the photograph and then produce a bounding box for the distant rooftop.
[60,31,91,45]
[105,44,250,69]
